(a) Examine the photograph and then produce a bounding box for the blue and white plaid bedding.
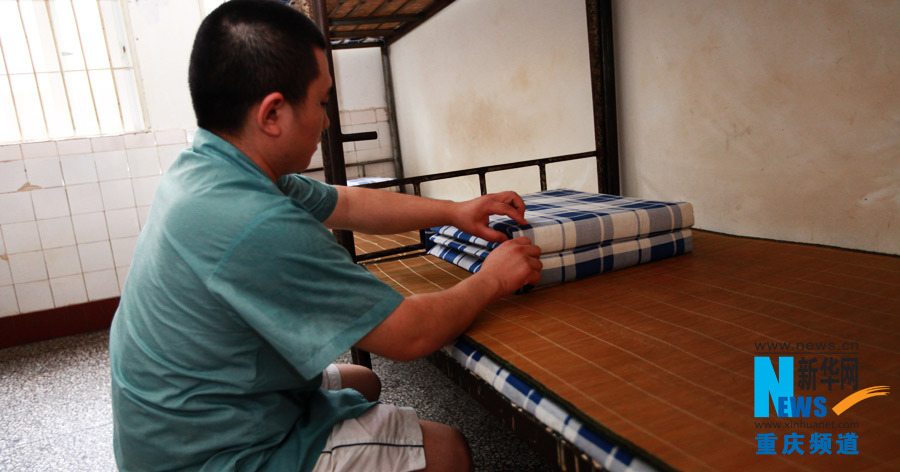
[445,339,658,472]
[433,189,694,253]
[427,229,693,290]
[347,176,394,186]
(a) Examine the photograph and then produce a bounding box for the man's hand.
[477,237,542,296]
[327,187,528,237]
[356,236,541,362]
[452,191,529,242]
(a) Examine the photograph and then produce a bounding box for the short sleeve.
[207,204,403,380]
[277,174,338,222]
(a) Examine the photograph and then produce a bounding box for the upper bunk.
[315,0,456,47]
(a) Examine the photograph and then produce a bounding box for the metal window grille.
[0,0,145,144]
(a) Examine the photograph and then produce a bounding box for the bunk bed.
[307,1,900,470]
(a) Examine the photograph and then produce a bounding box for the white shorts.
[312,364,426,472]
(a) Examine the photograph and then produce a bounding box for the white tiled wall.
[2,110,397,318]
[0,130,192,317]
[304,107,397,183]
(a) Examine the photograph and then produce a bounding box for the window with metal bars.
[0,0,145,144]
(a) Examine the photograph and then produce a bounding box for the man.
[109,1,541,471]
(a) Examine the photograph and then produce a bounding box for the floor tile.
[0,331,554,472]
[0,422,114,472]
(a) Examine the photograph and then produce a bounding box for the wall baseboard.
[0,298,120,349]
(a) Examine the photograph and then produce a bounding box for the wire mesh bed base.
[362,230,900,471]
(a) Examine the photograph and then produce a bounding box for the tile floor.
[1,332,114,471]
[0,331,556,472]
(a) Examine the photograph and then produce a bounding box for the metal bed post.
[311,0,372,369]
[306,2,628,469]
[380,42,406,190]
[309,0,619,373]
[585,0,620,196]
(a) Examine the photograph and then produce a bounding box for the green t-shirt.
[110,129,404,471]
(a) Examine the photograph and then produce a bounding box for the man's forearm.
[354,270,504,362]
[402,273,504,356]
[326,187,530,245]
[354,238,541,362]
[326,186,455,234]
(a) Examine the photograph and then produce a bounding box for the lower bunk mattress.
[365,230,900,471]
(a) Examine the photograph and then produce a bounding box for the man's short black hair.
[188,0,327,134]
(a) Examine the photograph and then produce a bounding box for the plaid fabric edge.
[427,234,493,260]
[443,339,660,472]
[430,225,501,249]
[432,190,694,253]
[346,176,394,186]
[426,230,693,292]
[426,244,484,274]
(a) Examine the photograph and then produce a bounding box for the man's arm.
[332,185,541,360]
[324,186,528,242]
[354,236,542,361]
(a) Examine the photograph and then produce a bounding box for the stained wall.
[390,0,898,254]
[614,0,899,254]
[390,0,597,200]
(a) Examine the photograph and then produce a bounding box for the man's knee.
[334,364,381,402]
[419,420,473,472]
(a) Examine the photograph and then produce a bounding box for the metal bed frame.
[306,1,621,469]
[345,155,616,472]
[308,0,621,280]
[312,0,621,373]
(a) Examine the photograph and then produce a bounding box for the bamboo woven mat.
[354,231,421,257]
[365,230,900,471]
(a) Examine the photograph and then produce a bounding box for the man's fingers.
[511,238,542,273]
[480,228,508,242]
[508,192,527,214]
[522,244,542,258]
[491,201,528,226]
[505,237,540,252]
[480,237,543,293]
[493,191,525,208]
[504,238,542,269]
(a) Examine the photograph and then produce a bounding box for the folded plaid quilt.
[347,176,394,186]
[432,189,694,253]
[427,229,693,291]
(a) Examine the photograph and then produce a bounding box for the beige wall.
[390,0,898,254]
[614,0,899,254]
[305,48,397,182]
[390,0,597,201]
[127,0,205,130]
[333,48,387,111]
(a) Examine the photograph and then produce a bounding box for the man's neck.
[218,130,278,183]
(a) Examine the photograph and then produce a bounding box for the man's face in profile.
[284,48,333,174]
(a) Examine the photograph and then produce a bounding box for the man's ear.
[254,92,286,137]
